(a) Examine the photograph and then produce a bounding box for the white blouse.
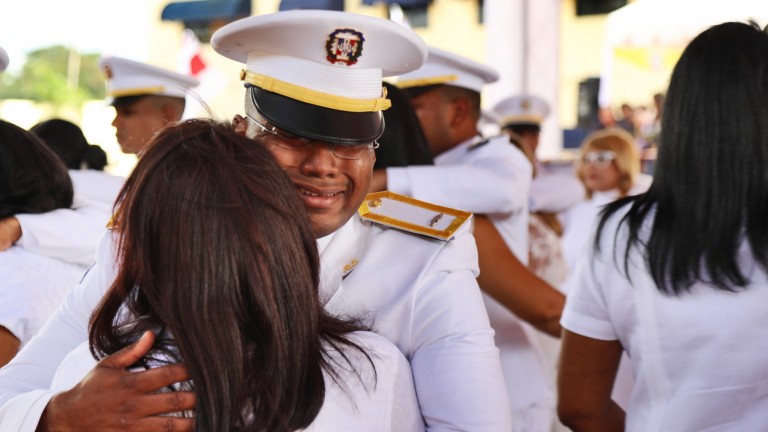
[562,204,768,431]
[49,331,425,432]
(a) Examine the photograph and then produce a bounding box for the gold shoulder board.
[358,191,472,241]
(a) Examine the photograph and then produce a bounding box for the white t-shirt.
[0,247,85,346]
[49,331,424,432]
[562,204,768,432]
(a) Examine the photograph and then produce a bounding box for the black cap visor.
[110,95,150,108]
[248,86,384,146]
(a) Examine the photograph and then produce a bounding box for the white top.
[388,135,554,413]
[0,215,512,431]
[0,247,85,346]
[49,332,424,432]
[68,170,125,206]
[561,182,651,294]
[15,195,112,267]
[561,204,768,432]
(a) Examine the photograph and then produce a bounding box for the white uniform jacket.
[387,135,554,414]
[0,213,512,431]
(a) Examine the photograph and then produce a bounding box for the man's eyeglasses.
[582,150,616,169]
[245,114,379,160]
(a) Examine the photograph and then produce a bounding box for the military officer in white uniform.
[0,58,200,266]
[492,94,585,215]
[0,11,512,432]
[370,48,556,431]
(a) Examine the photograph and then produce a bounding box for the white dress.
[0,247,85,346]
[387,135,555,429]
[0,215,512,431]
[562,204,768,432]
[49,332,424,432]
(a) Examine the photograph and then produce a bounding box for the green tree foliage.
[0,45,105,106]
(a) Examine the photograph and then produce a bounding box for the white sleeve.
[15,195,111,267]
[385,343,425,432]
[409,228,513,431]
[386,143,531,215]
[0,233,117,431]
[560,228,619,341]
[529,171,585,213]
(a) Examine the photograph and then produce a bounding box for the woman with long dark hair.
[558,22,768,431]
[47,119,423,431]
[0,119,84,367]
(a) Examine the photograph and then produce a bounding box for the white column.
[485,0,562,159]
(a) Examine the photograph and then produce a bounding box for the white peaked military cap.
[492,95,550,128]
[396,46,499,94]
[211,10,427,145]
[99,56,200,105]
[0,46,8,72]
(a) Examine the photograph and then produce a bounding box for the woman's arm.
[557,330,625,431]
[473,215,565,337]
[0,326,20,368]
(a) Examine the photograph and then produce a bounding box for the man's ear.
[160,103,181,125]
[233,114,248,136]
[449,98,471,128]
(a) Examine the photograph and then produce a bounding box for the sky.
[0,0,153,73]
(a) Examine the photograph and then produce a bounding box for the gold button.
[369,198,382,208]
[343,259,359,273]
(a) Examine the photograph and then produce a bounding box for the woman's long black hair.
[598,21,768,295]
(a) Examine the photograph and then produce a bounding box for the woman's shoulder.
[325,331,409,372]
[313,331,423,431]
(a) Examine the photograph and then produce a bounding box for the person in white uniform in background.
[30,119,125,206]
[558,21,768,431]
[370,46,558,431]
[0,57,200,266]
[0,11,512,431]
[47,119,424,432]
[0,120,87,367]
[493,95,585,220]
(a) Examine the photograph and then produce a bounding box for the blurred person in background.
[0,120,87,367]
[100,56,199,155]
[30,119,124,205]
[374,47,560,431]
[558,21,768,431]
[0,57,199,267]
[561,127,649,282]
